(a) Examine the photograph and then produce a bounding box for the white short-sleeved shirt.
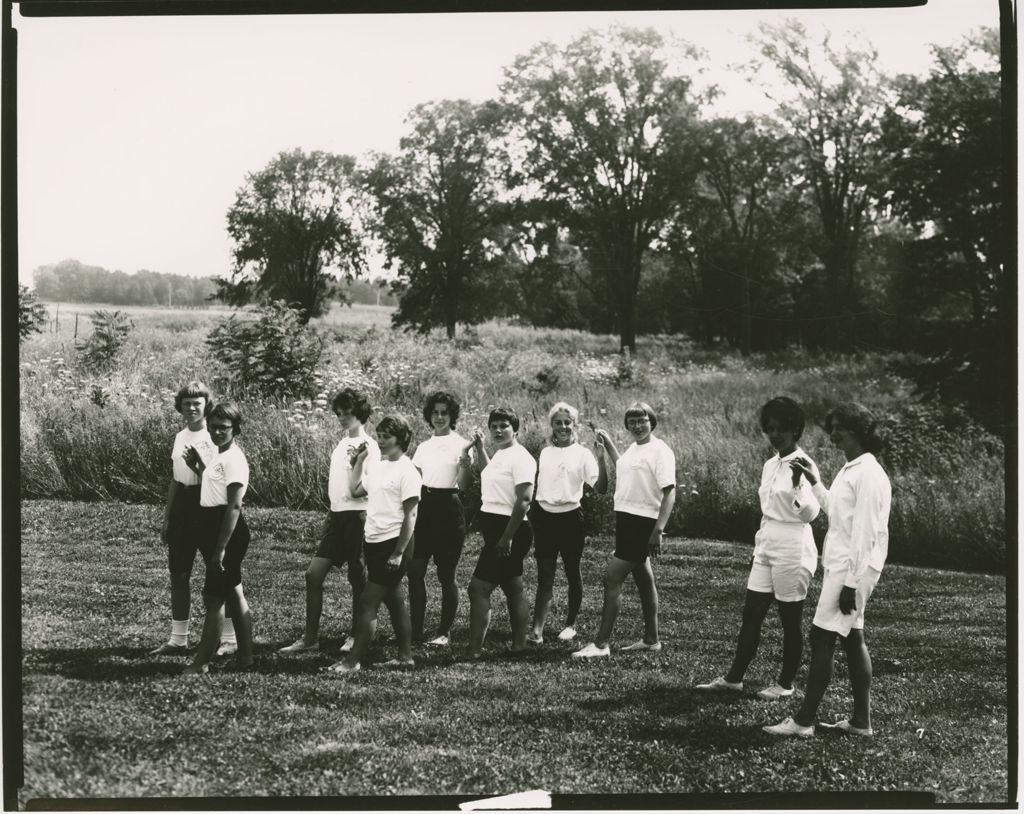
[200,444,250,507]
[328,429,380,512]
[363,455,423,544]
[412,432,470,489]
[536,443,599,513]
[753,447,822,573]
[613,436,676,519]
[812,452,892,588]
[171,427,217,486]
[480,444,537,517]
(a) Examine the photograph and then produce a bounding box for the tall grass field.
[20,302,1006,572]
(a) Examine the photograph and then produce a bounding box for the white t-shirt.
[328,429,380,512]
[171,427,217,486]
[613,436,676,519]
[536,443,599,513]
[200,444,250,507]
[812,452,892,588]
[412,432,470,489]
[363,455,423,544]
[480,444,537,517]
[754,447,822,574]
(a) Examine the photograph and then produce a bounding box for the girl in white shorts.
[696,397,820,699]
[764,403,891,739]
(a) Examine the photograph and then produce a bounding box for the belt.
[422,486,459,495]
[176,483,200,490]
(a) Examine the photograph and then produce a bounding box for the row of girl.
[155,383,891,738]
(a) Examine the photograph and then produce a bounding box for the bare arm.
[496,482,534,554]
[212,483,245,564]
[348,445,369,498]
[161,479,180,542]
[387,496,420,567]
[648,484,676,558]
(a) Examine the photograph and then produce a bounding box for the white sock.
[220,617,237,644]
[170,619,189,647]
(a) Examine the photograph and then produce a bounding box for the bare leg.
[794,624,838,727]
[186,592,224,673]
[302,557,333,644]
[776,599,806,689]
[725,590,773,683]
[435,559,460,637]
[594,557,635,648]
[530,558,557,639]
[841,629,873,730]
[407,557,429,642]
[467,577,495,657]
[501,575,530,651]
[224,585,253,667]
[383,582,414,663]
[346,581,387,668]
[632,559,660,645]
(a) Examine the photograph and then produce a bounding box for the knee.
[304,568,323,588]
[602,574,622,594]
[468,581,490,603]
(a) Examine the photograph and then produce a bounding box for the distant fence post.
[74,313,79,339]
[55,303,60,334]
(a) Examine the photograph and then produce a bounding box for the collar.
[840,452,873,471]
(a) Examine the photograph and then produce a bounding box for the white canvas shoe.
[695,676,744,692]
[762,717,814,738]
[571,642,610,659]
[557,626,577,641]
[339,636,356,653]
[757,684,795,700]
[620,639,662,652]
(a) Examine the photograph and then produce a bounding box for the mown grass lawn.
[18,499,1009,805]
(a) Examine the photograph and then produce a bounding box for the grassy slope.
[20,500,1008,803]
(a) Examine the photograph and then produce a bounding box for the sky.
[13,0,998,286]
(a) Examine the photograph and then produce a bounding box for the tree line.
[31,258,398,309]
[219,21,1004,363]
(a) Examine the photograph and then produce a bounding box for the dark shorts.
[530,505,585,562]
[198,506,251,598]
[413,488,466,565]
[167,484,202,575]
[315,511,366,567]
[473,511,533,585]
[364,538,412,589]
[614,511,656,564]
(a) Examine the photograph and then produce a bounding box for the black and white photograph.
[8,0,1013,807]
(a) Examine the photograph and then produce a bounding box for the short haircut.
[209,400,243,435]
[488,406,520,433]
[331,387,372,423]
[759,397,805,440]
[624,401,658,431]
[174,381,213,416]
[548,401,579,444]
[422,391,461,429]
[824,402,885,454]
[376,414,413,452]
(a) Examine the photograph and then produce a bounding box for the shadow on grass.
[631,717,773,751]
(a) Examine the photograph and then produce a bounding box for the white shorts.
[812,566,882,637]
[746,561,811,602]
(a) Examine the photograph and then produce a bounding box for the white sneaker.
[339,636,355,653]
[326,660,360,673]
[571,642,610,659]
[758,684,795,700]
[557,626,577,641]
[526,632,544,645]
[216,641,238,657]
[426,634,450,647]
[819,719,873,737]
[620,639,662,652]
[278,638,319,654]
[762,717,814,738]
[695,676,744,692]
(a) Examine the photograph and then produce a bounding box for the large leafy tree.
[881,28,1001,328]
[690,116,810,353]
[750,20,896,349]
[500,26,705,351]
[360,100,511,338]
[222,149,367,322]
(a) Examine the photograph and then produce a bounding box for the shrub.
[75,310,134,372]
[19,285,47,340]
[205,301,323,400]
